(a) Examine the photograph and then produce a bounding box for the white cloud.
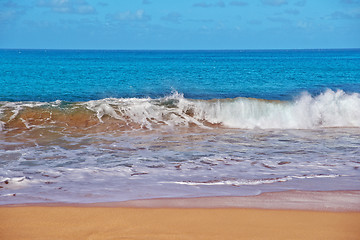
[229,1,248,6]
[294,0,306,7]
[193,1,226,8]
[36,0,96,14]
[111,9,151,22]
[261,0,288,6]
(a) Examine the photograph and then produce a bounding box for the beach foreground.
[1,191,360,240]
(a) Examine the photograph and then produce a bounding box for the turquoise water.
[1,49,360,204]
[1,49,360,101]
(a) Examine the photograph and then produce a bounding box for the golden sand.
[1,200,360,240]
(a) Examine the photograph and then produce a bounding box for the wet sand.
[1,191,360,240]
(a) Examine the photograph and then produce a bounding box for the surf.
[1,89,360,132]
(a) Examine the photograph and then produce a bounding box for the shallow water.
[1,49,360,204]
[1,128,360,203]
[1,110,360,204]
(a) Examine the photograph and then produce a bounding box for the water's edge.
[2,190,360,212]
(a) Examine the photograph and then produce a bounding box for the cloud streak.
[142,0,151,4]
[109,9,151,22]
[229,1,249,6]
[261,0,288,6]
[0,1,27,24]
[294,0,306,7]
[36,0,96,14]
[268,16,291,23]
[329,9,360,20]
[284,9,300,15]
[193,1,226,8]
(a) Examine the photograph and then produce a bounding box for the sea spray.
[85,89,360,129]
[188,89,360,129]
[1,89,360,131]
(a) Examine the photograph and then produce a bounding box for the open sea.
[1,49,360,204]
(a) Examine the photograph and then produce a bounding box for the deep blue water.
[1,49,360,102]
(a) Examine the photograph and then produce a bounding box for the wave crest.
[1,89,360,131]
[84,89,360,129]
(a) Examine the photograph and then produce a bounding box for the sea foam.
[84,89,360,130]
[1,89,359,131]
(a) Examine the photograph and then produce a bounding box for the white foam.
[192,90,360,129]
[0,101,48,123]
[1,89,360,131]
[0,177,32,190]
[82,89,360,130]
[168,174,341,186]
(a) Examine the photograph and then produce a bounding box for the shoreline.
[2,190,360,211]
[1,190,360,240]
[85,190,360,211]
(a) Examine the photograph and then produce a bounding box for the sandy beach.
[1,191,360,240]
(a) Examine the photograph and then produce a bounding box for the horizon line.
[1,47,359,52]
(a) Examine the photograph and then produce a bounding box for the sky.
[0,0,359,49]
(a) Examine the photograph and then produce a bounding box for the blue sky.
[0,0,359,49]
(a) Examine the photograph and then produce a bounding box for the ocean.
[1,49,360,204]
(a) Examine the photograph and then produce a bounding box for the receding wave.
[1,89,360,132]
[166,174,341,187]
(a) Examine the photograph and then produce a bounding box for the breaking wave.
[1,89,360,132]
